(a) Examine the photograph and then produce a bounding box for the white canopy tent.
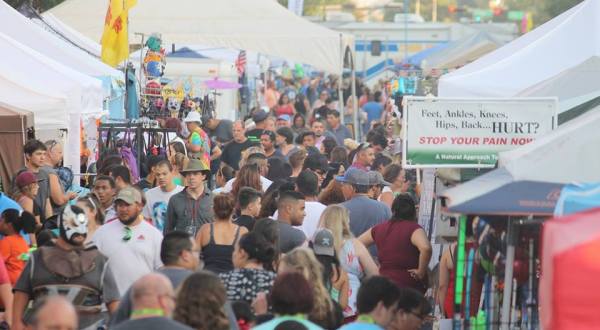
[0,1,121,83]
[497,106,600,183]
[438,0,599,98]
[421,32,502,72]
[517,56,600,119]
[48,0,354,74]
[38,13,102,58]
[0,31,104,177]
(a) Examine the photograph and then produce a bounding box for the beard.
[120,214,138,226]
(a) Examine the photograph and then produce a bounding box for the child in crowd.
[0,210,36,285]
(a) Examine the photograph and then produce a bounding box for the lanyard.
[187,194,202,222]
[131,308,165,317]
[357,314,376,324]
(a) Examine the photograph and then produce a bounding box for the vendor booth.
[0,104,34,192]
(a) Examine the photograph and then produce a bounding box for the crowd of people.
[0,76,439,330]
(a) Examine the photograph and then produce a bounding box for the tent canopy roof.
[0,1,120,80]
[518,56,600,116]
[421,31,502,72]
[438,0,599,97]
[48,0,353,73]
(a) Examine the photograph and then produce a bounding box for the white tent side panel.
[498,108,600,183]
[0,77,67,130]
[438,0,597,97]
[48,0,353,73]
[0,31,104,175]
[0,0,120,80]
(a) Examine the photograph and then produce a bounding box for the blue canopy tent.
[554,183,600,216]
[399,42,449,68]
[441,167,563,216]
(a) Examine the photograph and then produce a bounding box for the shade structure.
[400,42,449,67]
[440,168,563,215]
[39,13,102,57]
[0,1,120,82]
[0,104,33,190]
[439,0,600,97]
[554,183,600,216]
[0,31,104,176]
[48,0,353,73]
[203,78,242,90]
[421,32,502,72]
[518,56,600,120]
[498,107,600,183]
[540,208,600,329]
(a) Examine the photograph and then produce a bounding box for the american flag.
[235,50,246,76]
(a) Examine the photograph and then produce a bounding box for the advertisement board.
[403,97,557,168]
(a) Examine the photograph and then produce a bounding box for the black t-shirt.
[220,139,258,170]
[245,128,264,145]
[234,215,256,231]
[212,119,234,144]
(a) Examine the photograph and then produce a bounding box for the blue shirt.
[362,101,384,132]
[341,195,391,257]
[339,322,384,330]
[328,124,353,147]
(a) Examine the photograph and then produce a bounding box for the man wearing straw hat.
[165,159,214,236]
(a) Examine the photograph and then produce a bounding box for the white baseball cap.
[184,111,202,124]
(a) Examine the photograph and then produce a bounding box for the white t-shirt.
[93,219,164,295]
[273,201,327,240]
[142,185,184,232]
[223,176,273,193]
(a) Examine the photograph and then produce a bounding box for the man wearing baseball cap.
[367,171,390,201]
[337,168,391,257]
[246,109,270,144]
[276,114,291,129]
[93,186,164,295]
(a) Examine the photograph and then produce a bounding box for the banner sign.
[403,97,557,168]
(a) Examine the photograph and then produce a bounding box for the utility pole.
[432,0,438,21]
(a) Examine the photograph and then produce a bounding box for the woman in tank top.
[196,193,248,274]
[317,205,379,320]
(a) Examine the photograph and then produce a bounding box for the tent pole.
[339,34,345,125]
[500,218,517,330]
[351,50,359,140]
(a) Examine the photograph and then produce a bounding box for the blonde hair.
[318,205,353,253]
[281,248,336,325]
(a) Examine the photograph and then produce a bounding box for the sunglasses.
[122,226,133,242]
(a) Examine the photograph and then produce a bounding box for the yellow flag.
[101,0,137,67]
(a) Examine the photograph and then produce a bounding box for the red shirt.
[371,220,427,293]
